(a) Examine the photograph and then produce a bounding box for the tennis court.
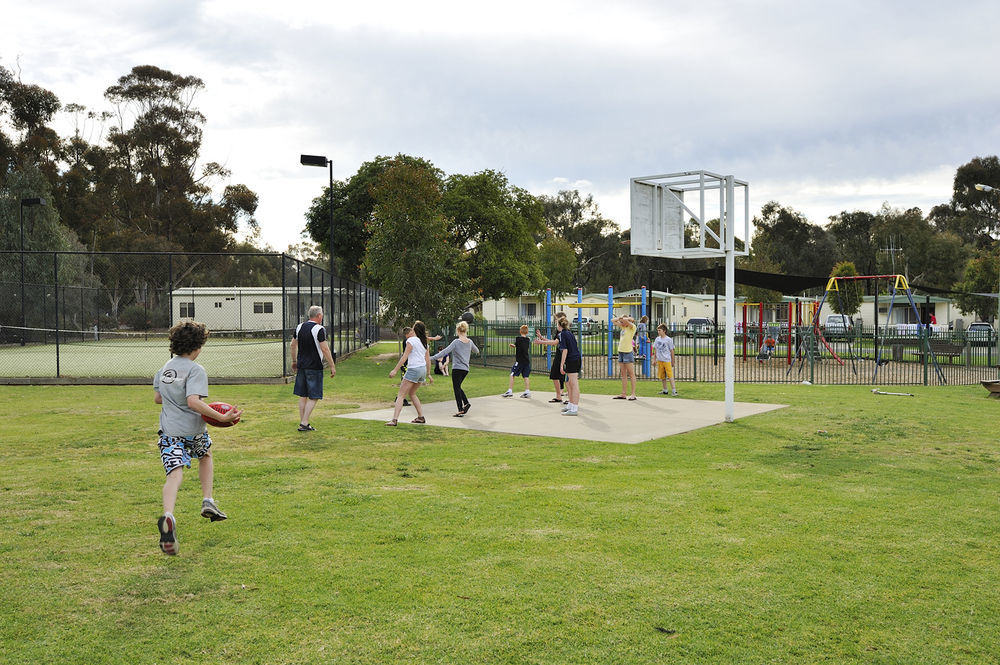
[0,330,285,379]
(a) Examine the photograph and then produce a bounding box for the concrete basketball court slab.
[338,393,786,443]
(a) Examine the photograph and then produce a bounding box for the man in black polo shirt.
[290,305,337,431]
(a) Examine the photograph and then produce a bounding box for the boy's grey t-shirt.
[154,356,209,436]
[653,335,675,362]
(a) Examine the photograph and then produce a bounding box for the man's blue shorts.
[294,368,324,400]
[510,362,531,378]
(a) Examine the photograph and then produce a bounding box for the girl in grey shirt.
[431,320,480,416]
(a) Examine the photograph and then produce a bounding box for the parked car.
[685,317,716,338]
[572,316,593,333]
[966,322,997,347]
[822,314,853,339]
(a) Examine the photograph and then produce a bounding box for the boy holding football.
[153,320,241,555]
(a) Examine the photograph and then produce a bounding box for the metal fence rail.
[462,320,1000,386]
[0,251,379,380]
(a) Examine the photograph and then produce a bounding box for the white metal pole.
[724,175,736,422]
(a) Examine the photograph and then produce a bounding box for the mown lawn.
[1,343,997,664]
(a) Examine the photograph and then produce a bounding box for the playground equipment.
[737,300,822,365]
[786,274,945,385]
[546,286,650,377]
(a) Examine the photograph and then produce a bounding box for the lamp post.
[19,197,46,346]
[975,183,1000,359]
[300,154,335,277]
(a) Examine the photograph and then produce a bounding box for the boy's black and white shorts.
[510,362,531,378]
[158,430,213,475]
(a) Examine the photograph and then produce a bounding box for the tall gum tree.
[364,158,468,329]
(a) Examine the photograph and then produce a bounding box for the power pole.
[879,235,904,276]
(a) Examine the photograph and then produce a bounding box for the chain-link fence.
[462,320,1000,386]
[0,251,379,380]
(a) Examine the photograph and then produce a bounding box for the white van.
[823,314,852,339]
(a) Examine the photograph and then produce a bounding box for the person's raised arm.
[535,329,558,346]
[389,342,412,377]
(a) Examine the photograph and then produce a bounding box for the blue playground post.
[607,285,614,378]
[545,288,552,369]
[577,287,583,339]
[641,285,650,377]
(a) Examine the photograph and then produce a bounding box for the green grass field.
[2,343,998,663]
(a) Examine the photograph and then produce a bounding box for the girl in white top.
[387,320,433,425]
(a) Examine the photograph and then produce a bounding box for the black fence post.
[338,276,345,359]
[713,262,719,366]
[874,289,879,370]
[168,254,174,329]
[54,252,60,377]
[281,254,288,377]
[320,269,327,345]
[19,249,25,346]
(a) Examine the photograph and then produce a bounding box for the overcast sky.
[4,0,1000,251]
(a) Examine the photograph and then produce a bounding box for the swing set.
[738,300,820,364]
[786,274,945,384]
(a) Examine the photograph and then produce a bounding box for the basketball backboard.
[629,170,749,259]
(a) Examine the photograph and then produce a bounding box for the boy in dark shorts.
[153,320,241,555]
[502,324,532,398]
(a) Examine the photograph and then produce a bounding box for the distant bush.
[120,305,153,330]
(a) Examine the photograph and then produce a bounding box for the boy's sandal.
[548,398,562,403]
[384,419,398,426]
[628,396,637,401]
[613,395,627,400]
[411,417,426,424]
[453,412,464,417]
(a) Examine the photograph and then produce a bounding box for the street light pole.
[300,154,336,277]
[19,197,46,346]
[975,184,1000,359]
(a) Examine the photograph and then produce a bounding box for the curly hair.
[169,320,209,356]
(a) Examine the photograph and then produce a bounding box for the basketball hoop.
[629,170,750,422]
